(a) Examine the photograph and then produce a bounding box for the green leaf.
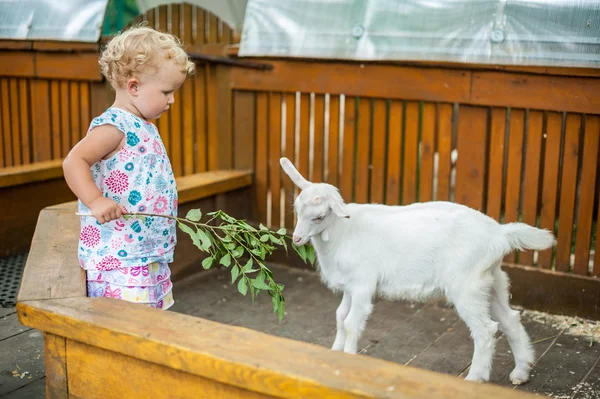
[296,244,307,262]
[272,296,278,313]
[306,245,316,264]
[260,234,270,242]
[278,300,285,321]
[237,278,248,296]
[220,254,231,267]
[225,242,237,250]
[186,209,202,222]
[256,270,266,285]
[277,228,286,235]
[178,222,202,250]
[251,279,271,290]
[259,223,268,231]
[233,247,244,258]
[202,256,214,270]
[222,234,233,243]
[196,229,212,251]
[242,259,253,272]
[269,235,282,244]
[231,265,240,283]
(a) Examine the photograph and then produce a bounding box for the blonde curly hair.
[99,24,195,90]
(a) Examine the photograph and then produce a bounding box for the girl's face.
[128,59,186,120]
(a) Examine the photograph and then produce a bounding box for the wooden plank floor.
[0,306,45,398]
[172,264,600,399]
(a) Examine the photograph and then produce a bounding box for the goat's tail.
[501,223,556,252]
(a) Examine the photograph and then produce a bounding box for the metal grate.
[0,253,28,308]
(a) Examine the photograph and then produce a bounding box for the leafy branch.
[106,209,316,321]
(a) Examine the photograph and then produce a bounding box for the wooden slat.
[194,7,206,45]
[255,92,268,224]
[233,90,256,170]
[298,93,310,185]
[170,5,183,177]
[18,79,30,164]
[385,100,402,205]
[340,96,356,202]
[0,52,36,77]
[455,105,488,210]
[312,94,325,182]
[485,108,506,221]
[419,102,435,202]
[268,92,282,228]
[44,333,68,398]
[69,82,80,152]
[60,81,71,153]
[157,5,168,31]
[80,82,90,147]
[216,64,233,169]
[403,101,419,204]
[370,99,386,204]
[503,109,525,263]
[193,65,207,172]
[0,79,4,167]
[18,297,537,399]
[145,7,156,28]
[31,80,52,162]
[206,66,219,170]
[182,3,193,47]
[283,93,295,228]
[35,52,103,81]
[436,103,453,202]
[208,13,218,43]
[1,78,11,167]
[537,112,563,269]
[50,81,61,159]
[182,79,194,175]
[573,116,599,275]
[520,111,543,266]
[327,95,340,186]
[595,195,600,276]
[555,114,582,272]
[9,79,20,165]
[355,98,370,204]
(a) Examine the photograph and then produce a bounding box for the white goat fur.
[279,157,556,385]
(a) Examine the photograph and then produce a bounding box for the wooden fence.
[0,3,238,175]
[229,59,600,277]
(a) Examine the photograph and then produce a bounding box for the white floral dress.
[78,107,177,310]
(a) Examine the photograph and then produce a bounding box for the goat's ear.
[329,197,350,219]
[280,157,311,190]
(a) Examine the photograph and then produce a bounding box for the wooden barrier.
[230,57,600,278]
[16,171,536,399]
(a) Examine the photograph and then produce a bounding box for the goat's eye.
[312,215,325,222]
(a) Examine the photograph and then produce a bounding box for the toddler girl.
[63,25,195,310]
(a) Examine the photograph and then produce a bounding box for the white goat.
[279,157,555,384]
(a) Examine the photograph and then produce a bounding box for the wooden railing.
[229,58,600,278]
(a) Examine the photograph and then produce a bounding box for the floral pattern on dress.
[78,107,178,272]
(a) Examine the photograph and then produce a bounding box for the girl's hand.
[89,197,128,224]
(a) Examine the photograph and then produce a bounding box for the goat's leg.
[453,290,498,382]
[342,287,374,354]
[332,291,352,351]
[490,268,534,385]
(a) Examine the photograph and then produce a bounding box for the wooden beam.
[230,59,600,114]
[0,158,64,188]
[0,51,102,81]
[176,169,253,204]
[503,263,600,321]
[18,297,537,399]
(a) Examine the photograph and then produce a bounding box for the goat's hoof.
[465,372,488,383]
[509,368,530,385]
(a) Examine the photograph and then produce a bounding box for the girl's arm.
[63,125,128,224]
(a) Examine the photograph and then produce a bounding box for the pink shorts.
[86,261,174,310]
